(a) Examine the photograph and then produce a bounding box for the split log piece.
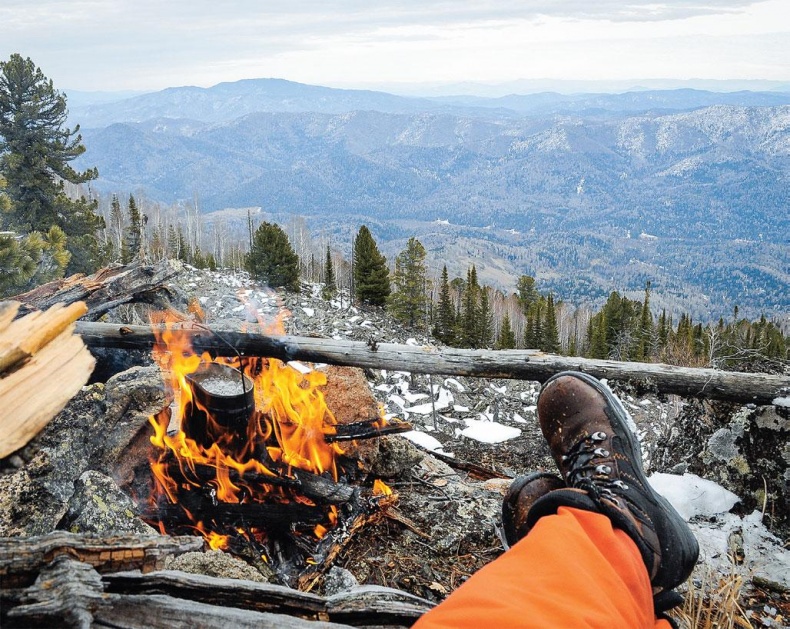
[0,531,204,589]
[75,322,790,405]
[0,304,95,458]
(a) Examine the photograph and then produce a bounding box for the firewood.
[0,300,93,458]
[75,321,790,405]
[0,301,87,374]
[142,501,327,529]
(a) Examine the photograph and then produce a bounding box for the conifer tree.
[542,293,560,353]
[389,237,429,328]
[322,244,336,299]
[121,194,143,263]
[635,281,654,361]
[496,311,516,349]
[246,221,300,291]
[353,225,389,306]
[460,266,479,347]
[477,285,494,348]
[516,275,539,314]
[433,265,456,344]
[0,54,104,273]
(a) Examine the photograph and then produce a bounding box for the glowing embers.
[143,314,396,584]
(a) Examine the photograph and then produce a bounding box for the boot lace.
[562,431,629,499]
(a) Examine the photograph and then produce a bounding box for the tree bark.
[76,322,790,405]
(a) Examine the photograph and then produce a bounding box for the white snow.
[512,412,527,424]
[401,430,445,452]
[301,307,314,317]
[490,384,508,395]
[374,384,394,393]
[460,417,522,444]
[772,396,790,408]
[406,388,454,415]
[648,473,739,521]
[287,361,312,375]
[405,338,420,346]
[444,378,465,392]
[453,405,469,412]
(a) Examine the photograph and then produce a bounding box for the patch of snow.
[490,384,507,395]
[388,395,407,411]
[461,418,522,444]
[406,388,454,415]
[453,405,469,412]
[348,315,362,323]
[523,405,537,414]
[302,307,314,317]
[401,430,445,452]
[773,396,790,408]
[649,473,739,521]
[287,361,312,374]
[360,320,374,328]
[639,399,652,406]
[512,413,527,424]
[375,384,394,393]
[405,338,420,346]
[444,378,465,392]
[232,305,245,313]
[434,219,450,226]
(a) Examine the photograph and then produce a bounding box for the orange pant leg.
[413,506,672,629]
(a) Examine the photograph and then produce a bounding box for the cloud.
[0,0,786,90]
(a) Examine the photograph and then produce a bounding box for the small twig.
[382,506,432,540]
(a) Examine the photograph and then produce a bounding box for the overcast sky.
[1,0,788,93]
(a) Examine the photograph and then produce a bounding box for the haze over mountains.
[70,79,790,321]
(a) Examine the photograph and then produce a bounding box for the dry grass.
[670,564,754,629]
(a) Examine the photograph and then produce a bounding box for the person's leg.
[414,506,670,629]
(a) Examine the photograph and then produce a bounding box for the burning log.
[0,301,95,458]
[142,501,326,529]
[326,418,413,443]
[76,321,790,405]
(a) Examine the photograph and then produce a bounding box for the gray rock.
[368,436,424,478]
[59,471,154,535]
[323,566,359,596]
[164,550,268,583]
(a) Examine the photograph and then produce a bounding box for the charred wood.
[327,419,413,443]
[142,501,326,529]
[75,322,790,405]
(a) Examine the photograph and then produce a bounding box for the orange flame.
[146,311,345,548]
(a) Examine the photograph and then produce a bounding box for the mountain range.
[70,79,790,322]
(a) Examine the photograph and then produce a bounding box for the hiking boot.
[502,472,565,547]
[526,371,699,595]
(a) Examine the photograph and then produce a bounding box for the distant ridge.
[68,77,790,128]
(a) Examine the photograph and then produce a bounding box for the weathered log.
[12,259,181,321]
[76,322,790,405]
[0,531,204,589]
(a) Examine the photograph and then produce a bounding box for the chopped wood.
[12,259,181,321]
[0,531,204,589]
[75,321,790,405]
[0,300,19,332]
[0,301,95,458]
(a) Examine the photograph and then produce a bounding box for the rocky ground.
[2,263,788,627]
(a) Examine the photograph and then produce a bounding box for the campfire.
[138,313,407,587]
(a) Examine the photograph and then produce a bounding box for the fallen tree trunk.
[12,259,181,321]
[76,322,790,405]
